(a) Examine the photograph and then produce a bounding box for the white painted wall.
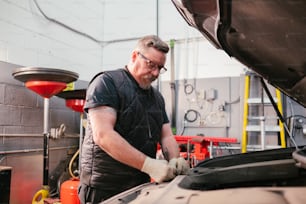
[0,0,245,81]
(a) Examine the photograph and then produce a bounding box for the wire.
[33,0,101,43]
[184,109,200,123]
[0,155,5,164]
[225,97,240,105]
[184,83,194,95]
[285,115,306,120]
[179,125,186,135]
[69,149,79,179]
[32,0,141,46]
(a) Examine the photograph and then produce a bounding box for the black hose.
[184,109,200,123]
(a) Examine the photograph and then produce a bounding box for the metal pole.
[43,98,49,186]
[260,116,266,150]
[0,146,78,155]
[170,40,176,134]
[156,0,160,91]
[156,0,159,36]
[79,113,84,172]
[209,141,213,158]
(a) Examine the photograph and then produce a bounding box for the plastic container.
[60,178,80,204]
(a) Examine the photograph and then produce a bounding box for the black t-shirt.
[81,68,169,194]
[84,68,169,124]
[84,70,119,112]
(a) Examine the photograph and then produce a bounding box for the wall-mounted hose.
[69,149,80,179]
[184,109,201,123]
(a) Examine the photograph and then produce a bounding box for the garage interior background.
[1,1,306,203]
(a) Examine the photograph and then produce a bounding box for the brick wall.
[0,61,88,203]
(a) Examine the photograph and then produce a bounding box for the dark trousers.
[78,183,116,204]
[78,172,150,203]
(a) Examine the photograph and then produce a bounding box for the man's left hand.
[169,157,190,175]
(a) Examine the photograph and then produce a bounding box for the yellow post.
[276,89,286,148]
[241,75,250,153]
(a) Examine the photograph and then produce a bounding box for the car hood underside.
[103,148,306,204]
[103,176,306,204]
[172,0,306,107]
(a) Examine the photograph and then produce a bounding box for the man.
[78,35,189,203]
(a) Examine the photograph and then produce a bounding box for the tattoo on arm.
[162,147,169,161]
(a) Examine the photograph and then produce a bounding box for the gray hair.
[136,35,169,54]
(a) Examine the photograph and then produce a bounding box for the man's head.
[127,35,169,89]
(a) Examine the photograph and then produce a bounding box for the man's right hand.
[141,157,176,183]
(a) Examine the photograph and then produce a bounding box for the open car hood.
[172,0,306,107]
[103,148,306,204]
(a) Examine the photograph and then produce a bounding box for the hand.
[169,157,190,175]
[141,157,176,183]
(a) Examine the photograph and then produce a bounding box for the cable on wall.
[184,109,201,123]
[184,80,194,95]
[32,0,141,46]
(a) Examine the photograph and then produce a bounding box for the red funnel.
[25,81,67,98]
[66,99,85,113]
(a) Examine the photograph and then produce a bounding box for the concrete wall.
[0,61,85,204]
[0,0,245,82]
[161,74,306,155]
[161,76,242,137]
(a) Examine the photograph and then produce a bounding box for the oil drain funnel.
[12,67,78,204]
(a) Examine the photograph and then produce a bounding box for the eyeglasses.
[137,52,167,74]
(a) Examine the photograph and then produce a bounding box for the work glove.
[169,157,190,175]
[141,157,176,183]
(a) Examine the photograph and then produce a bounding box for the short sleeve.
[84,73,119,113]
[162,109,169,124]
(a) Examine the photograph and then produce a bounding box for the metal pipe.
[155,0,160,91]
[43,98,50,186]
[187,139,190,162]
[44,98,49,134]
[0,134,42,137]
[0,133,79,138]
[170,39,176,134]
[209,141,213,158]
[212,146,241,150]
[260,116,266,150]
[156,0,159,36]
[0,146,78,155]
[182,125,229,129]
[168,37,205,44]
[79,113,84,171]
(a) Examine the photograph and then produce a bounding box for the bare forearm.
[89,106,146,170]
[159,123,180,161]
[161,135,180,161]
[95,130,146,170]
